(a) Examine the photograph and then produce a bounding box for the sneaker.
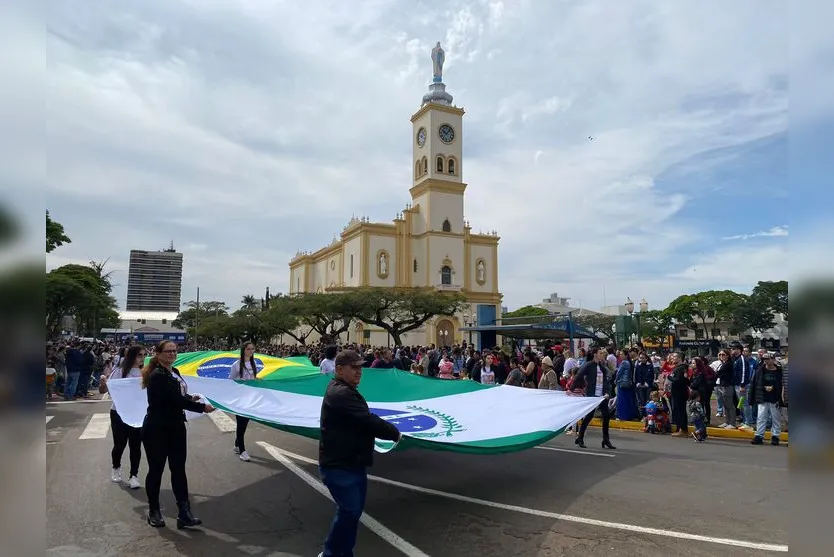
[751,436,764,445]
[233,445,240,455]
[111,468,122,483]
[128,476,141,489]
[239,450,251,462]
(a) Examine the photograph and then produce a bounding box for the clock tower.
[409,42,466,236]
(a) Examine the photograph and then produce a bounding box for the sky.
[38,0,833,314]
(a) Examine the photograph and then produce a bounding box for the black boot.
[147,509,165,528]
[602,440,617,450]
[176,501,203,529]
[575,437,586,448]
[770,437,780,446]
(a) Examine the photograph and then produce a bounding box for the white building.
[287,43,502,348]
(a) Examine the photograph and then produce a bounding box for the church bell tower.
[411,42,465,188]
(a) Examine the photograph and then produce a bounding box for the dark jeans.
[672,394,688,431]
[142,423,189,512]
[235,415,250,452]
[636,386,651,416]
[76,369,92,397]
[111,409,142,477]
[64,372,79,401]
[578,399,611,442]
[320,466,368,557]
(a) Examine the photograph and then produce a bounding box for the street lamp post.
[462,308,474,347]
[624,297,649,347]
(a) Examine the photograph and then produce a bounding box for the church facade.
[288,43,501,349]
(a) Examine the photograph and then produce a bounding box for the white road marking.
[257,442,429,557]
[79,413,111,440]
[208,410,238,433]
[535,446,615,458]
[46,399,111,405]
[262,444,788,553]
[46,416,54,424]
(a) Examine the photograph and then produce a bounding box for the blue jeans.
[737,386,754,426]
[64,372,80,401]
[319,466,367,557]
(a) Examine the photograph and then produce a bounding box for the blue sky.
[38,0,828,313]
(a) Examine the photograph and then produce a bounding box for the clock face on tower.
[438,124,455,144]
[416,127,427,148]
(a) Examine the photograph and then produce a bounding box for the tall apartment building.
[125,247,183,312]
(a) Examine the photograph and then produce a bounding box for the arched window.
[442,219,451,232]
[422,157,428,174]
[436,156,444,172]
[413,259,418,272]
[448,158,456,175]
[415,161,420,179]
[441,265,452,285]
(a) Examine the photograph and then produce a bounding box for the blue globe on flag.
[370,408,437,433]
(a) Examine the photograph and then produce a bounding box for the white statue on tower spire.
[431,41,445,83]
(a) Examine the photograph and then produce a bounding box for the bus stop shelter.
[459,314,601,351]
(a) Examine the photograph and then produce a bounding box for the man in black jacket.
[572,347,616,450]
[318,349,401,557]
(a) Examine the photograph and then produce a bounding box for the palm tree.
[241,294,258,310]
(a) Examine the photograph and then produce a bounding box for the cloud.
[722,225,789,241]
[37,0,820,314]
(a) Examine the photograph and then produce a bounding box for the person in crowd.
[438,354,455,379]
[715,349,737,428]
[749,353,784,446]
[687,390,707,443]
[537,356,560,390]
[99,345,146,489]
[141,340,215,529]
[371,348,395,369]
[633,351,654,417]
[472,353,497,385]
[319,345,338,375]
[688,357,712,426]
[573,347,616,450]
[505,357,526,387]
[317,350,401,557]
[668,352,690,437]
[615,349,638,420]
[229,341,259,462]
[731,342,754,430]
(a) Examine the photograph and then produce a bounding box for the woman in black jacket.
[141,340,215,529]
[668,353,690,436]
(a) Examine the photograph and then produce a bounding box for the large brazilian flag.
[149,350,320,381]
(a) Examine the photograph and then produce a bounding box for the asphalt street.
[47,399,788,556]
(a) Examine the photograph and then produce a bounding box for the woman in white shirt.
[99,345,146,489]
[228,342,258,462]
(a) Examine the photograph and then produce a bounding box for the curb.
[589,418,789,442]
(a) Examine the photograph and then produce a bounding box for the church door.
[435,319,454,348]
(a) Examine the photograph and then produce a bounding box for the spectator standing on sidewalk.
[317,350,402,557]
[749,353,784,446]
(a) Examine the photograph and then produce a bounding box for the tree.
[353,287,467,346]
[45,263,120,338]
[574,314,615,341]
[261,296,314,345]
[46,210,71,253]
[173,300,230,331]
[240,294,259,310]
[751,280,788,319]
[639,310,674,350]
[504,305,550,319]
[293,292,369,340]
[665,290,748,339]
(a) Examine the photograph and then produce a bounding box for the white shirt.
[229,360,257,380]
[320,358,336,375]
[480,367,495,385]
[594,365,604,397]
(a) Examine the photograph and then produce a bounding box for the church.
[288,42,502,349]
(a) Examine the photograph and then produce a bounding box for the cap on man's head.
[334,350,364,367]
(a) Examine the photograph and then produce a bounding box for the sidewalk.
[590,417,788,442]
